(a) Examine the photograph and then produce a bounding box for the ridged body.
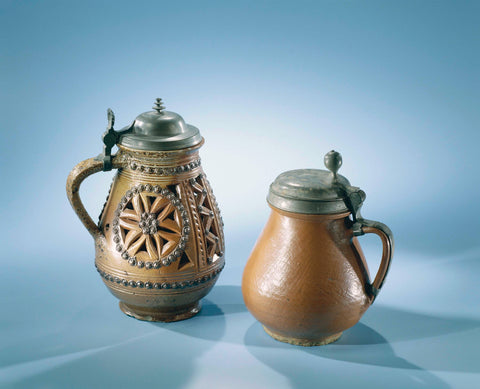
[242,207,372,344]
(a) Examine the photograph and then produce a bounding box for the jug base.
[263,326,342,347]
[119,301,201,322]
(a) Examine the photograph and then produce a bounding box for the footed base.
[119,301,201,322]
[263,326,342,346]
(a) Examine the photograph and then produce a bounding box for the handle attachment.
[345,184,393,301]
[353,218,394,301]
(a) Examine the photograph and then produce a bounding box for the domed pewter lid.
[267,150,366,214]
[118,98,203,151]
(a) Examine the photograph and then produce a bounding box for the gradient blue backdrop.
[1,1,479,388]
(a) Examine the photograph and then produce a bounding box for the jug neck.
[269,204,351,222]
[116,141,204,176]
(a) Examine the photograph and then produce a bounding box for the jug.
[67,98,225,322]
[242,150,393,345]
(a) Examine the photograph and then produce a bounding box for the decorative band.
[95,262,225,290]
[128,159,201,175]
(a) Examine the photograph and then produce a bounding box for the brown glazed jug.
[66,98,225,322]
[242,150,393,346]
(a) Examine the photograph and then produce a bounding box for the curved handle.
[354,218,394,302]
[66,157,106,238]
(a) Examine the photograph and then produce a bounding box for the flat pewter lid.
[118,98,203,151]
[267,150,366,214]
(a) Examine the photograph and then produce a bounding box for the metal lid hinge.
[96,108,133,171]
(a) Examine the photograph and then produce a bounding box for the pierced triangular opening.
[178,252,193,270]
[167,184,179,197]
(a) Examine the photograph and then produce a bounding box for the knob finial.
[153,98,165,114]
[324,150,342,180]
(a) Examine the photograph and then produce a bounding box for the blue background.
[1,1,479,388]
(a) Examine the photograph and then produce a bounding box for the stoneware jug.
[67,98,225,322]
[242,150,393,346]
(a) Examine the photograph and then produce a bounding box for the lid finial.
[153,98,165,114]
[324,150,342,181]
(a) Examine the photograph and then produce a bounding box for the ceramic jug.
[66,98,225,322]
[242,150,393,346]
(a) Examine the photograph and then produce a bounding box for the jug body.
[242,207,370,346]
[96,145,224,321]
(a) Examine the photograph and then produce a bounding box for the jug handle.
[353,218,394,302]
[66,155,122,238]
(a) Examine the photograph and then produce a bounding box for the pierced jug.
[67,98,225,321]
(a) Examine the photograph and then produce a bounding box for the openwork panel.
[189,174,224,266]
[111,184,192,270]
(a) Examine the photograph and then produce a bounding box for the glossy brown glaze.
[242,206,374,345]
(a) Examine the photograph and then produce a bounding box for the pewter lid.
[267,150,366,214]
[118,98,203,151]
